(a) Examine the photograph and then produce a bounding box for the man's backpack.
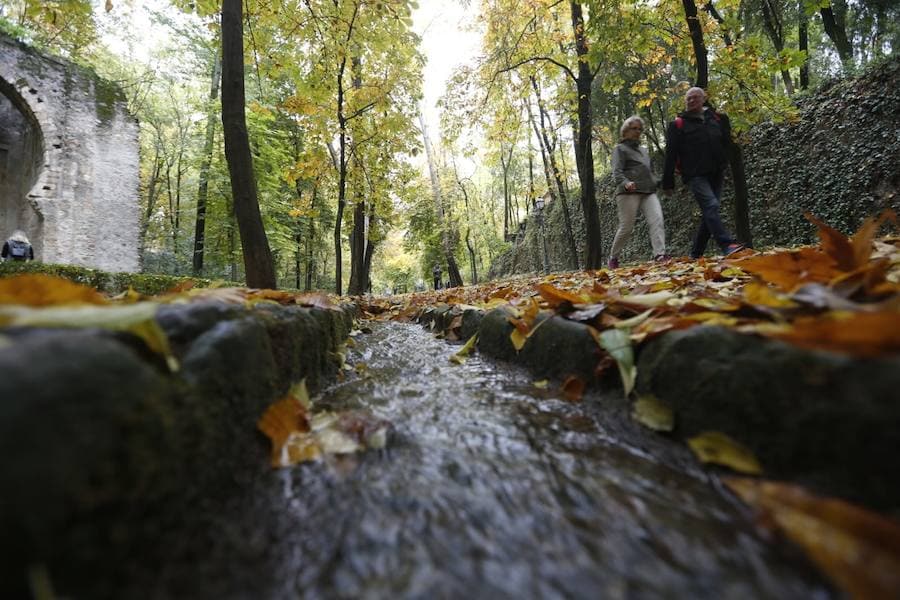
[8,239,29,260]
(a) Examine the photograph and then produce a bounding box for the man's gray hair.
[685,86,707,99]
[620,115,644,137]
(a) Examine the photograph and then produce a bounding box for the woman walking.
[607,116,667,269]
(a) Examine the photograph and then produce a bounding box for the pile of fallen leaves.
[362,210,899,362]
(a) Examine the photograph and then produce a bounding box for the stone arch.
[0,74,47,259]
[0,34,141,272]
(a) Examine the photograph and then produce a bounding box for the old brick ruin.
[0,34,140,272]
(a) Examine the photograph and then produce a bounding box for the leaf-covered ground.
[360,211,900,361]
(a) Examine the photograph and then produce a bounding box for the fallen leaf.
[805,210,896,272]
[618,290,676,308]
[0,303,177,371]
[561,375,585,402]
[735,248,839,291]
[769,311,900,357]
[0,273,108,306]
[532,379,549,389]
[537,283,584,307]
[725,477,900,599]
[742,281,799,309]
[257,392,311,466]
[687,431,763,474]
[632,394,674,432]
[450,333,478,364]
[510,327,528,351]
[595,327,637,396]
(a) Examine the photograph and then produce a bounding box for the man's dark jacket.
[662,108,731,190]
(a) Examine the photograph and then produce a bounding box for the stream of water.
[164,321,832,599]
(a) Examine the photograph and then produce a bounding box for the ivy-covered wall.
[491,56,900,276]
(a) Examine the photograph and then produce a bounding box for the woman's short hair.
[620,115,644,138]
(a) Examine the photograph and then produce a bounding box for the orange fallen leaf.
[537,283,584,308]
[733,248,840,291]
[294,292,338,310]
[725,477,900,600]
[768,311,900,357]
[0,274,108,306]
[561,375,585,402]
[805,210,896,272]
[257,394,310,466]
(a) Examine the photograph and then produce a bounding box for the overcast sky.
[412,1,481,140]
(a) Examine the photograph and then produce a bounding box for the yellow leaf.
[510,327,527,351]
[687,431,763,474]
[532,379,549,389]
[450,333,478,365]
[743,281,799,308]
[0,273,108,306]
[632,394,674,432]
[725,478,900,599]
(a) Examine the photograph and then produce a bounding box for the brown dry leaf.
[247,289,299,305]
[561,375,585,402]
[769,311,900,357]
[0,274,108,306]
[733,248,840,291]
[806,210,896,272]
[805,212,860,271]
[724,477,900,599]
[687,431,763,475]
[537,283,584,308]
[294,292,338,310]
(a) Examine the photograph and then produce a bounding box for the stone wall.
[0,34,140,271]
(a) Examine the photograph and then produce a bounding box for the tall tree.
[193,48,221,276]
[569,1,602,268]
[420,113,463,288]
[220,0,275,288]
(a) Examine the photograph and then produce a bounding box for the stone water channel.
[148,320,832,599]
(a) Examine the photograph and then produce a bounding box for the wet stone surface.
[141,322,831,599]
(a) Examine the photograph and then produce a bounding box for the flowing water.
[166,321,832,599]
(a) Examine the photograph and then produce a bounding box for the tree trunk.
[529,80,578,269]
[347,55,367,296]
[419,113,463,287]
[305,185,317,291]
[193,49,221,276]
[799,3,810,90]
[221,0,276,289]
[759,0,794,94]
[570,1,602,269]
[820,5,853,67]
[682,0,709,88]
[728,143,752,246]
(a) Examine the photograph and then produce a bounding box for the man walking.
[662,87,744,258]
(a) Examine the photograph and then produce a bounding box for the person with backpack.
[1,230,34,261]
[662,87,744,259]
[607,115,668,270]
